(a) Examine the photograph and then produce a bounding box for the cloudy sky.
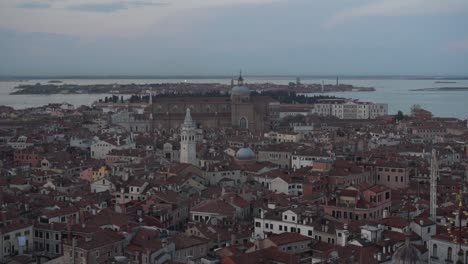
[1,0,467,76]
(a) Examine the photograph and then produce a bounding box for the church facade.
[150,75,279,132]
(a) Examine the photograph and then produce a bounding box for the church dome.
[392,240,423,264]
[231,86,250,96]
[236,147,255,160]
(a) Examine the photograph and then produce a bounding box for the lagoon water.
[0,77,467,119]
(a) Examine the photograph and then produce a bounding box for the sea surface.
[0,77,467,119]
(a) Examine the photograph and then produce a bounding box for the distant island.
[410,87,468,91]
[48,80,63,83]
[10,82,375,95]
[434,81,456,84]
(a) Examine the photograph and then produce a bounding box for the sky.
[0,0,468,76]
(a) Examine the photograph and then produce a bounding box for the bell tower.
[180,108,197,166]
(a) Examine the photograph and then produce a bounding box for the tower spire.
[430,149,438,221]
[183,108,195,128]
[238,70,244,86]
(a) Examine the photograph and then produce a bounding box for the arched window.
[239,117,247,129]
[432,244,437,257]
[448,247,452,261]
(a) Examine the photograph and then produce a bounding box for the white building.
[291,150,333,170]
[254,209,315,240]
[428,235,468,264]
[90,136,135,159]
[312,100,388,119]
[7,135,34,150]
[91,178,116,193]
[0,223,33,262]
[270,176,304,196]
[180,108,198,166]
[264,131,303,143]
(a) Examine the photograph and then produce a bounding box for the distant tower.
[180,108,197,165]
[238,70,244,86]
[321,80,325,93]
[231,75,234,88]
[430,149,439,221]
[336,76,339,86]
[149,92,153,120]
[296,76,301,86]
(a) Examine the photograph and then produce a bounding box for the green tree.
[395,110,405,121]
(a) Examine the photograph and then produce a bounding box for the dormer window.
[284,215,287,220]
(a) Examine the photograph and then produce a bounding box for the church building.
[150,74,279,132]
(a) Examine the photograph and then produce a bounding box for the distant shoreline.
[10,82,375,95]
[410,87,468,91]
[1,75,468,81]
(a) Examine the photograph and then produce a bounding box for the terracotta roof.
[192,200,236,217]
[170,234,209,250]
[221,247,299,264]
[267,232,312,246]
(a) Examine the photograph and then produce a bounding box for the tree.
[395,110,405,121]
[120,96,124,103]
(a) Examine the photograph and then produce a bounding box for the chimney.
[67,221,72,243]
[72,238,77,264]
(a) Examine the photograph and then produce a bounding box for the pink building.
[374,162,410,189]
[79,167,93,182]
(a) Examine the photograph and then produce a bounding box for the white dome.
[231,86,250,96]
[236,147,255,160]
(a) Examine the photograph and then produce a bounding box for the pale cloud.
[325,0,468,28]
[0,0,280,38]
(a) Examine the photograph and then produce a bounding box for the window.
[279,225,283,231]
[255,222,261,227]
[432,244,437,257]
[239,117,248,129]
[284,215,287,220]
[308,230,312,236]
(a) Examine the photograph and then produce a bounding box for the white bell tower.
[180,108,197,165]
